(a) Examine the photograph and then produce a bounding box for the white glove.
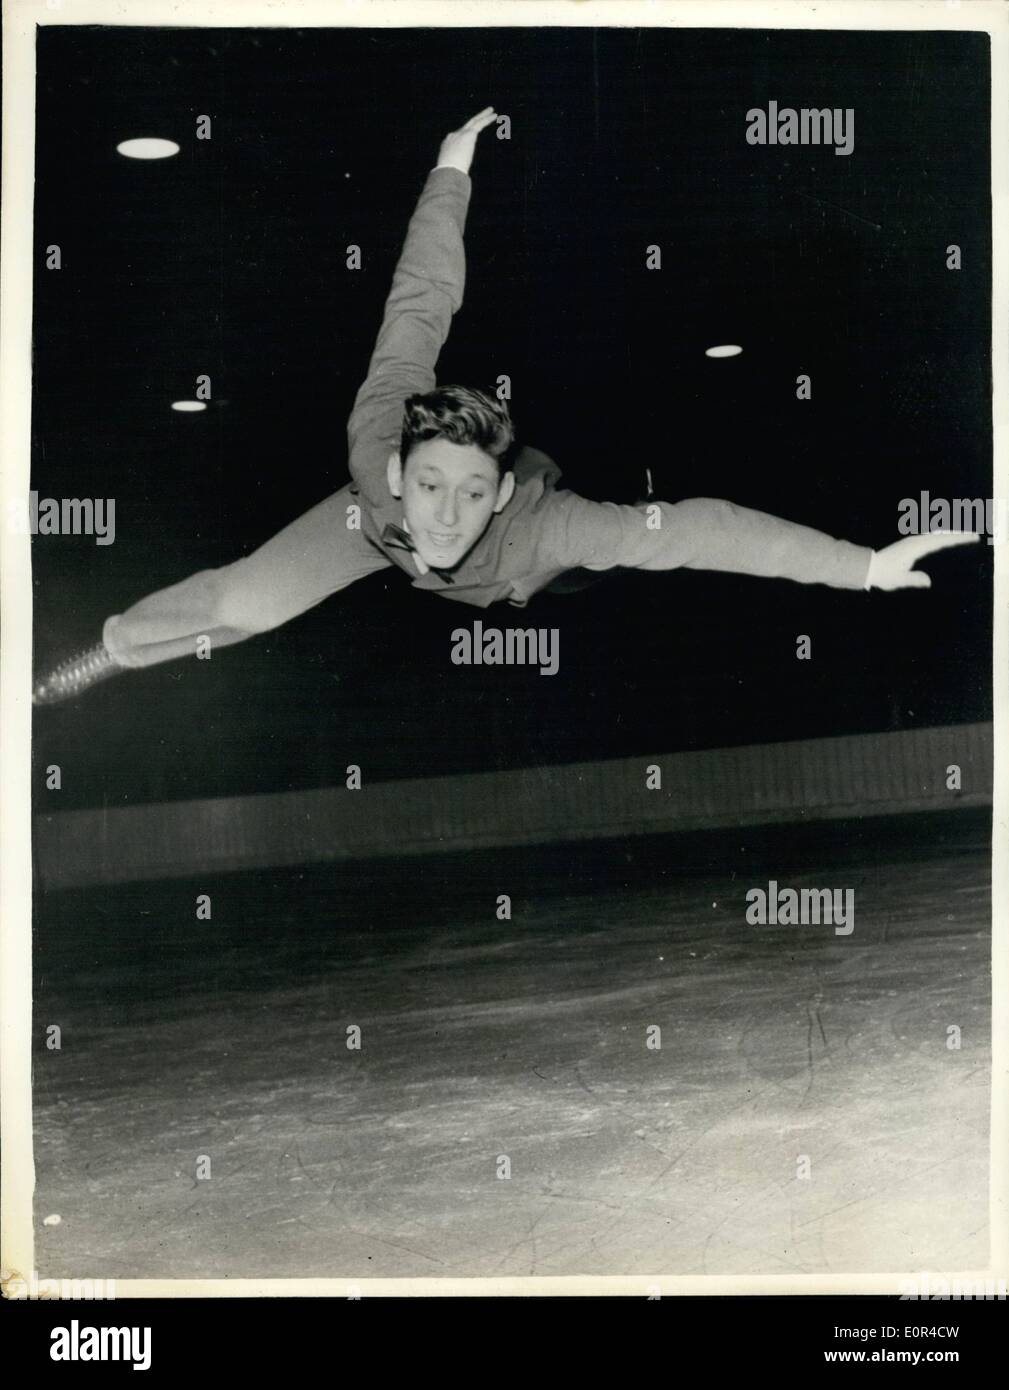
[865,531,981,591]
[434,106,497,176]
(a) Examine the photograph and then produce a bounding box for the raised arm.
[534,493,979,591]
[346,107,497,512]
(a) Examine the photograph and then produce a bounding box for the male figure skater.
[34,106,976,705]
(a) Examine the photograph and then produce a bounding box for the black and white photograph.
[2,0,1007,1318]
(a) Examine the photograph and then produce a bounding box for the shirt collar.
[401,516,431,576]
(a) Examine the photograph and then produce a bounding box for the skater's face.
[388,440,515,570]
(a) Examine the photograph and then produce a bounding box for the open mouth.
[426,532,461,551]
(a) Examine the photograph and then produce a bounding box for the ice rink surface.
[32,810,990,1280]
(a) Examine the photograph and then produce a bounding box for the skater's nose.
[436,491,459,526]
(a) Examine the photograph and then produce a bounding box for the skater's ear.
[387,451,404,498]
[493,470,516,512]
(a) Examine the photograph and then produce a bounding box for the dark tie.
[380,522,456,584]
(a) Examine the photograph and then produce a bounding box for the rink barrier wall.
[34,722,993,890]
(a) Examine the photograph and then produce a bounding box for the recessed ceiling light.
[117,138,180,160]
[171,401,207,412]
[705,344,743,358]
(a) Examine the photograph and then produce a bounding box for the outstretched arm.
[346,107,497,512]
[535,493,980,591]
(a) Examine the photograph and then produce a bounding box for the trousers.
[102,486,392,669]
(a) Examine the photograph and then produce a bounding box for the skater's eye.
[467,491,487,502]
[419,482,438,493]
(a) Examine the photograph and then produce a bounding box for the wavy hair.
[400,385,516,474]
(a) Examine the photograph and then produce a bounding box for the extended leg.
[34,485,392,701]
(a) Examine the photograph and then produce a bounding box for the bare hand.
[436,106,497,175]
[868,530,981,591]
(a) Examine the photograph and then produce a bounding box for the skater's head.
[387,385,517,570]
